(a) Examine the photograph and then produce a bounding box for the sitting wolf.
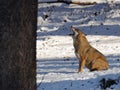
[71,27,109,72]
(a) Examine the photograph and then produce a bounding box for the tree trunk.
[0,0,37,90]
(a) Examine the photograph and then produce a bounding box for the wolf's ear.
[71,27,79,36]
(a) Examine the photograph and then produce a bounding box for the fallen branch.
[69,1,97,5]
[38,1,97,5]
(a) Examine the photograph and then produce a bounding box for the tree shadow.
[37,74,120,90]
[37,25,120,37]
[37,54,120,74]
[107,55,120,69]
[37,57,78,74]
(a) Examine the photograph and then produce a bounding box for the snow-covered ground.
[37,0,120,90]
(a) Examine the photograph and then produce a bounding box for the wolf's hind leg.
[90,59,109,71]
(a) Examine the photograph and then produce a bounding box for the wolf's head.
[71,27,90,51]
[71,27,86,39]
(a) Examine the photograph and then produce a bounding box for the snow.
[37,0,120,90]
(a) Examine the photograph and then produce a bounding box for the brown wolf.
[71,27,109,72]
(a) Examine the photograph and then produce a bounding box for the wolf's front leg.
[78,59,86,72]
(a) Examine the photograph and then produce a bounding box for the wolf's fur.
[71,27,109,72]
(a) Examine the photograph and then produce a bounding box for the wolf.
[71,27,109,72]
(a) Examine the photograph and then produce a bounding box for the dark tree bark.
[0,0,37,90]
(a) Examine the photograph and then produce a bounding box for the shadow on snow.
[37,54,120,89]
[37,54,120,74]
[37,3,120,37]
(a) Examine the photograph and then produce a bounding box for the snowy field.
[37,0,120,90]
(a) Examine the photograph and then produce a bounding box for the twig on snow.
[37,75,45,88]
